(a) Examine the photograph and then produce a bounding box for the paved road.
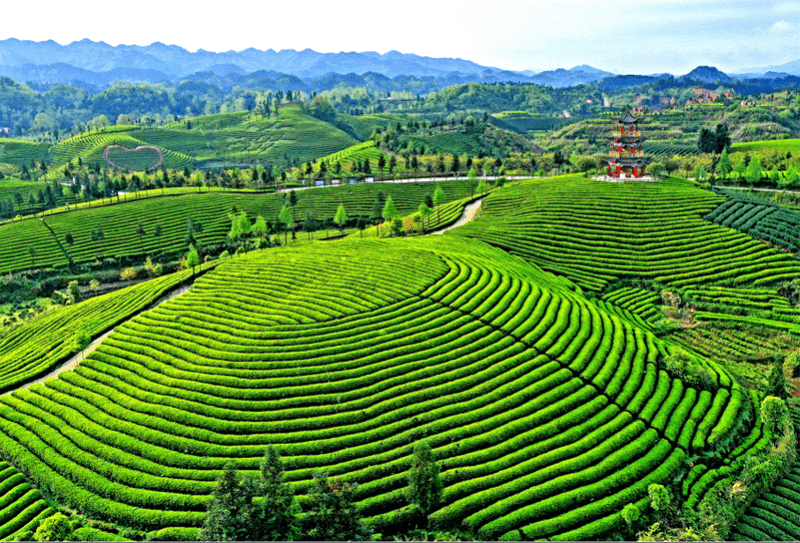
[277,176,536,193]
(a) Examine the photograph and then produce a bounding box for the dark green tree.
[405,442,443,526]
[303,472,371,541]
[451,154,461,173]
[200,463,256,541]
[766,358,788,399]
[714,123,731,154]
[698,128,716,154]
[251,446,301,541]
[371,192,386,224]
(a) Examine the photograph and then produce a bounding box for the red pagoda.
[606,112,647,178]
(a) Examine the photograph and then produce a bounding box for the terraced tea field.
[456,175,800,292]
[1,169,799,541]
[0,266,203,393]
[706,189,800,254]
[0,237,748,540]
[0,462,54,539]
[1,108,402,178]
[732,408,800,542]
[0,179,477,273]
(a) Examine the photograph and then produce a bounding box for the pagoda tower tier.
[605,112,648,178]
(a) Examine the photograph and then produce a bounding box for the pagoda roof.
[617,112,639,124]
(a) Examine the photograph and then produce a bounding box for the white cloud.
[770,20,795,32]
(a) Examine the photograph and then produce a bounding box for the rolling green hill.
[732,408,800,542]
[456,175,800,292]
[0,236,747,540]
[0,179,477,274]
[0,171,798,541]
[0,107,405,176]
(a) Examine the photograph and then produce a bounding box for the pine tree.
[404,442,443,527]
[251,446,301,541]
[200,464,256,541]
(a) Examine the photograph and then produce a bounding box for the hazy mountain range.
[0,39,799,93]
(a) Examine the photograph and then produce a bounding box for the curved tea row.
[456,176,800,292]
[0,239,744,539]
[0,179,476,274]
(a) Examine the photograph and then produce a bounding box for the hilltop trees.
[186,245,200,274]
[381,196,398,236]
[279,205,294,245]
[251,215,269,247]
[698,123,731,154]
[228,211,251,251]
[716,149,732,179]
[745,156,763,186]
[334,203,348,236]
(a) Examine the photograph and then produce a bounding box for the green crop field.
[642,142,699,156]
[731,408,800,541]
[0,237,747,540]
[456,175,800,292]
[0,178,78,216]
[0,107,405,177]
[0,461,55,540]
[0,266,203,393]
[0,140,51,168]
[1,165,800,541]
[706,189,800,253]
[0,179,478,274]
[731,139,800,154]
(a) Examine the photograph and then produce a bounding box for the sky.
[3,0,800,74]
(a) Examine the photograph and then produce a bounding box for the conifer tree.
[252,446,301,541]
[200,464,256,541]
[405,441,443,526]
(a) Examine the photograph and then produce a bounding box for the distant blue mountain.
[0,39,617,89]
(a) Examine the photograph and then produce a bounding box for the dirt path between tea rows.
[6,284,192,395]
[430,198,484,235]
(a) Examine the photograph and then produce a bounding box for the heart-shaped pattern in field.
[103,145,164,172]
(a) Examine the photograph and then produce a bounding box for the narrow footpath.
[5,284,193,395]
[430,198,484,235]
[715,185,800,196]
